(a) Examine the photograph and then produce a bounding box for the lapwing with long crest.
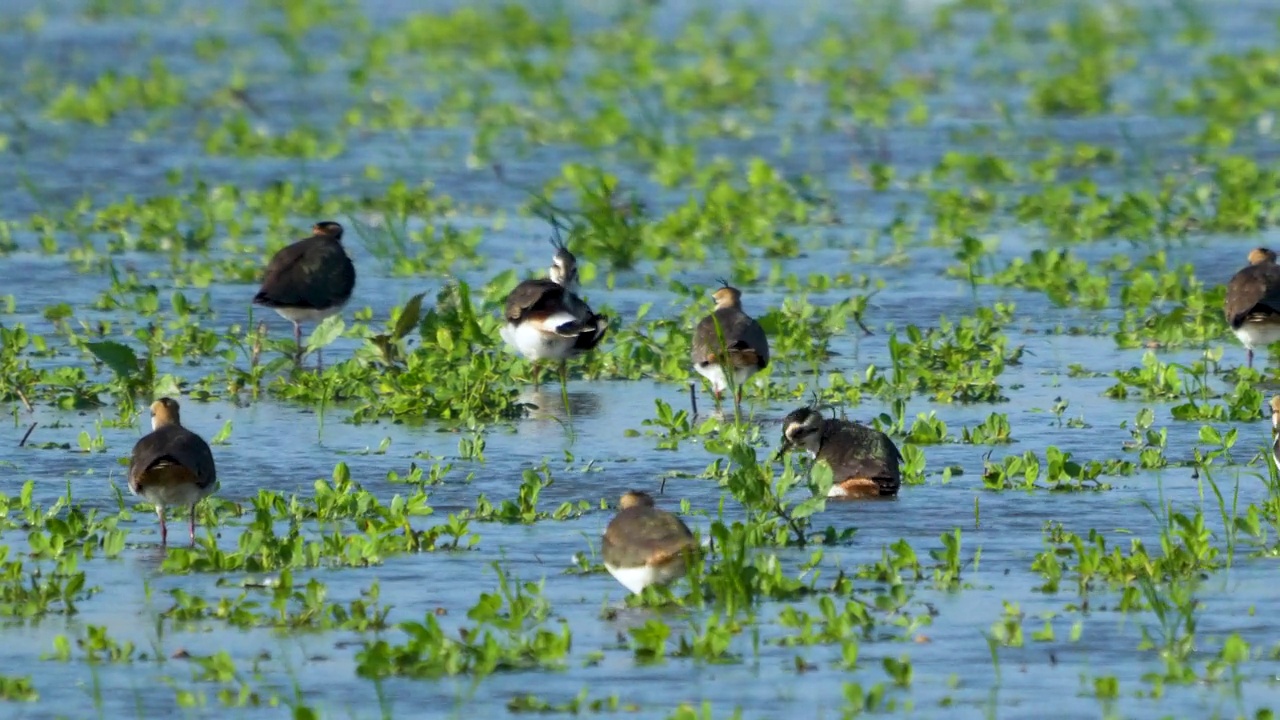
[775,404,904,498]
[690,283,769,414]
[500,230,608,388]
[128,397,218,545]
[1224,247,1280,369]
[601,490,697,595]
[253,221,356,370]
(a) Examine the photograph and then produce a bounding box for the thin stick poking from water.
[15,388,32,413]
[19,422,37,447]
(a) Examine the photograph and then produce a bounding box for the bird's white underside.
[827,483,852,498]
[501,314,581,361]
[133,481,215,510]
[272,303,347,324]
[1234,322,1280,350]
[693,362,760,394]
[605,561,686,595]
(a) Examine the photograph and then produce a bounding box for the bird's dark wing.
[1225,263,1280,328]
[602,507,695,568]
[254,237,356,310]
[692,308,768,369]
[573,309,609,351]
[128,425,217,493]
[821,420,902,494]
[503,279,566,323]
[562,291,607,350]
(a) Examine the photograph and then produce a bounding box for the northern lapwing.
[775,406,904,498]
[601,490,696,595]
[500,236,608,387]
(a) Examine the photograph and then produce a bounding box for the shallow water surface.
[4,0,1280,718]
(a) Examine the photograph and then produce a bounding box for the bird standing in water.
[500,236,608,388]
[775,406,904,498]
[253,221,356,370]
[690,284,769,414]
[601,490,696,594]
[128,397,218,545]
[1224,247,1280,369]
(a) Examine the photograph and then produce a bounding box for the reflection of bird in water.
[517,387,602,419]
[128,397,218,545]
[775,406,903,499]
[601,490,696,594]
[1224,247,1280,369]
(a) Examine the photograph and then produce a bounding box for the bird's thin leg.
[689,383,699,417]
[1249,348,1255,369]
[317,347,324,373]
[735,385,744,407]
[189,503,198,544]
[712,389,723,412]
[158,506,167,547]
[293,321,303,366]
[532,362,541,389]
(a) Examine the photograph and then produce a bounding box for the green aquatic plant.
[45,58,185,125]
[506,691,634,714]
[981,447,1112,492]
[11,0,1280,716]
[163,572,390,632]
[355,566,570,678]
[0,674,37,702]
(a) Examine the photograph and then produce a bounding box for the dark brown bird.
[775,407,903,498]
[500,241,608,387]
[253,221,356,369]
[1224,247,1280,369]
[601,490,696,594]
[128,398,218,545]
[690,285,769,413]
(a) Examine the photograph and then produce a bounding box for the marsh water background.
[3,0,1280,718]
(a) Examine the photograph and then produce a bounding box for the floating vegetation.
[3,0,1280,717]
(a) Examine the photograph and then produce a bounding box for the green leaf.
[1197,425,1221,445]
[393,292,426,340]
[806,462,834,498]
[791,495,827,521]
[307,316,345,351]
[85,341,139,379]
[211,420,232,445]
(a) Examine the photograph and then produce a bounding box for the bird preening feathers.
[499,231,608,388]
[775,406,903,499]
